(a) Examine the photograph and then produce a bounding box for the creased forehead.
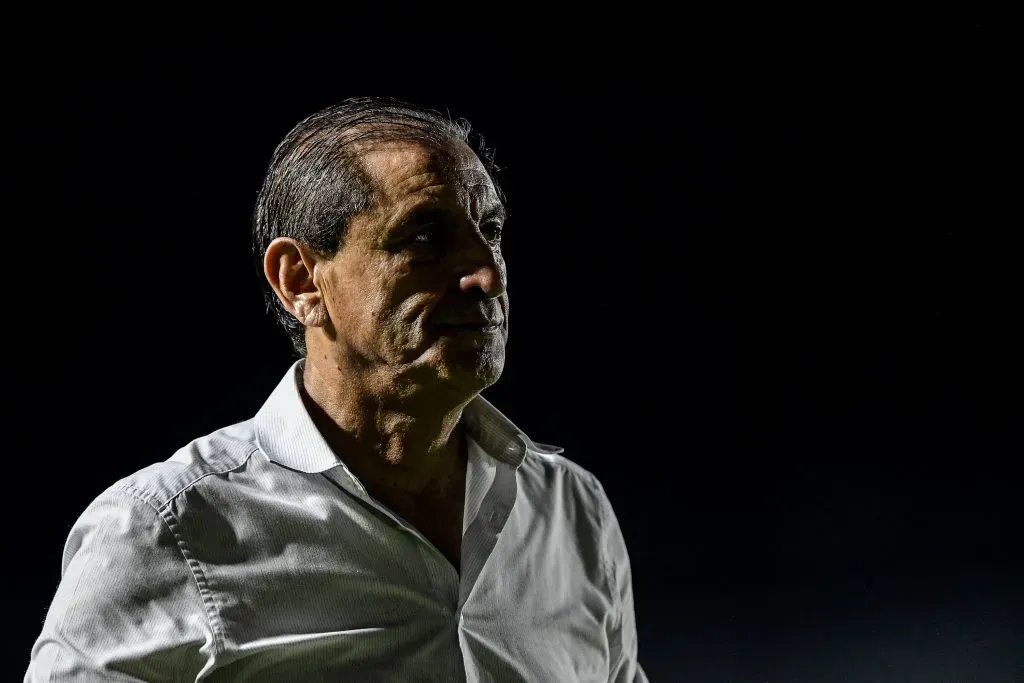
[356,138,480,174]
[355,139,496,205]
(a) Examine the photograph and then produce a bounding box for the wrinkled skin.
[264,137,508,559]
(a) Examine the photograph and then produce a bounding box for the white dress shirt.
[26,359,647,682]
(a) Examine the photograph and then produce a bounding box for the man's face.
[314,139,508,394]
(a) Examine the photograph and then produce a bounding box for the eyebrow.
[480,204,507,223]
[394,201,507,230]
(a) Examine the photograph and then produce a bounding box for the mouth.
[434,321,502,335]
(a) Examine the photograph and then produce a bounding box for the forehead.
[355,138,498,211]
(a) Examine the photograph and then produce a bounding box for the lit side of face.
[315,138,509,394]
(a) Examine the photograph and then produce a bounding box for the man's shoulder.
[523,441,597,480]
[519,441,611,510]
[107,418,260,510]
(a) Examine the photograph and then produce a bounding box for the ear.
[263,237,330,328]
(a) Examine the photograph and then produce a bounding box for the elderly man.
[26,97,647,682]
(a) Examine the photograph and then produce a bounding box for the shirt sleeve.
[25,485,217,682]
[596,480,649,683]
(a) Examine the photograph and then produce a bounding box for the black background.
[7,21,1021,681]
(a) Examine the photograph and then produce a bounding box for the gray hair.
[251,96,503,357]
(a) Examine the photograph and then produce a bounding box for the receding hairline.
[337,132,499,207]
[352,135,486,175]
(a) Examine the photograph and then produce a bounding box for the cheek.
[333,287,390,347]
[378,288,432,348]
[495,252,508,283]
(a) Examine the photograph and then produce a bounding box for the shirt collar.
[254,359,542,474]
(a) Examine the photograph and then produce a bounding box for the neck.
[300,355,472,500]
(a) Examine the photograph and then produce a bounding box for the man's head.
[254,97,509,399]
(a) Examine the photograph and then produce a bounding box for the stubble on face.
[313,138,509,402]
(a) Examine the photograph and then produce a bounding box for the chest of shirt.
[168,471,612,681]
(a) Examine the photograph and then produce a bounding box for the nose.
[457,235,506,300]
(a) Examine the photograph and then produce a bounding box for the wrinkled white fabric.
[26,359,647,682]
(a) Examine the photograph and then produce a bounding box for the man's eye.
[409,225,441,245]
[483,222,503,242]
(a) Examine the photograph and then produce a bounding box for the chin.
[435,348,505,393]
[449,354,504,388]
[404,334,505,393]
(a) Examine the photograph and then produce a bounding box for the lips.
[434,312,503,329]
[433,314,503,334]
[436,320,501,331]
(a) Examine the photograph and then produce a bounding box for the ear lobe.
[306,301,329,328]
[295,296,329,328]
